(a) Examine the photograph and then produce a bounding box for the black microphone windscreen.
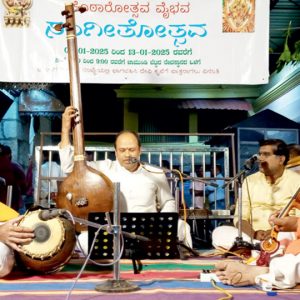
[38,209,66,221]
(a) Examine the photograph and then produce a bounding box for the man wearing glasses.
[212,139,300,251]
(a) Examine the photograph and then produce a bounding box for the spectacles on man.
[258,152,275,158]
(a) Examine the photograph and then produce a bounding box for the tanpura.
[55,3,114,232]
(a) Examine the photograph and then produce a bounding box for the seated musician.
[212,139,300,251]
[58,106,193,254]
[0,203,34,277]
[216,213,300,289]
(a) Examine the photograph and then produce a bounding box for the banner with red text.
[0,0,269,84]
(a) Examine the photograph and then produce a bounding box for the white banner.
[0,0,269,84]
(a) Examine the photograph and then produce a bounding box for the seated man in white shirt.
[58,106,193,255]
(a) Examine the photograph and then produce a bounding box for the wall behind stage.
[0,0,269,84]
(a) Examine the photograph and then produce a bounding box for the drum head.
[19,210,65,259]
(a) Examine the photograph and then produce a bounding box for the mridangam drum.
[17,209,76,274]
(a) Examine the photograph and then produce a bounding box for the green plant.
[275,21,300,72]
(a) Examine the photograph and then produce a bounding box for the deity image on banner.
[2,0,33,27]
[222,0,255,33]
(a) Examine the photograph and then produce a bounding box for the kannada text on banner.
[0,0,269,84]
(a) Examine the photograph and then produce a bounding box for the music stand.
[88,212,179,273]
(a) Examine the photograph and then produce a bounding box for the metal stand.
[223,169,254,257]
[95,183,140,293]
[6,185,13,207]
[137,160,218,188]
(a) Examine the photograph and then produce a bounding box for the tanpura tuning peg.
[54,22,70,32]
[61,10,70,16]
[77,6,87,13]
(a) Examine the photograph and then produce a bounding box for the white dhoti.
[255,253,300,289]
[212,225,295,251]
[178,219,193,248]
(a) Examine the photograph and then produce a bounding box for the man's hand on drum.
[0,216,34,252]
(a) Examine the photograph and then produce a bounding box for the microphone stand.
[95,182,140,293]
[223,169,254,258]
[138,160,218,188]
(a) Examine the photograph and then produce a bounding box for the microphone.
[128,157,139,164]
[244,154,258,170]
[38,209,67,221]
